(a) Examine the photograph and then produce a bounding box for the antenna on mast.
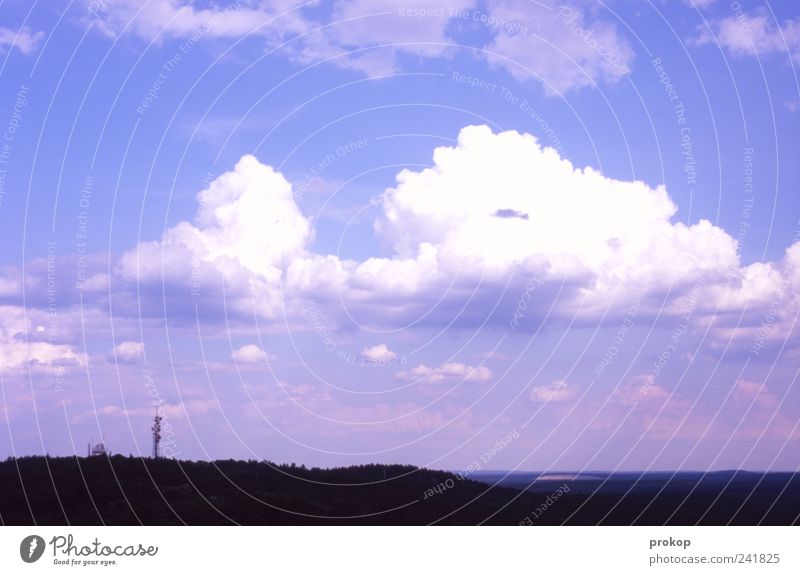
[151,409,163,459]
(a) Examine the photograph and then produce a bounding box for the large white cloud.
[373,125,736,291]
[117,124,800,349]
[118,154,312,318]
[129,154,310,280]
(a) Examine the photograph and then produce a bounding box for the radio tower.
[151,410,163,459]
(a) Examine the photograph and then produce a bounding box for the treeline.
[0,456,797,525]
[0,455,534,525]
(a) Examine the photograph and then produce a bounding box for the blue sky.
[0,0,799,471]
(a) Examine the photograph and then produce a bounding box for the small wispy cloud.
[231,344,271,365]
[109,341,145,364]
[693,11,800,62]
[396,362,492,384]
[0,25,45,55]
[530,380,576,403]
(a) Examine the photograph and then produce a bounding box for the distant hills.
[1,456,797,525]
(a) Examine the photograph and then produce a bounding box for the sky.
[0,0,798,472]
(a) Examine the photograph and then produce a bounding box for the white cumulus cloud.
[232,344,270,364]
[360,344,398,362]
[118,154,312,318]
[0,307,85,372]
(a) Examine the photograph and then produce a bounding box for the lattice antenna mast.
[151,410,163,459]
